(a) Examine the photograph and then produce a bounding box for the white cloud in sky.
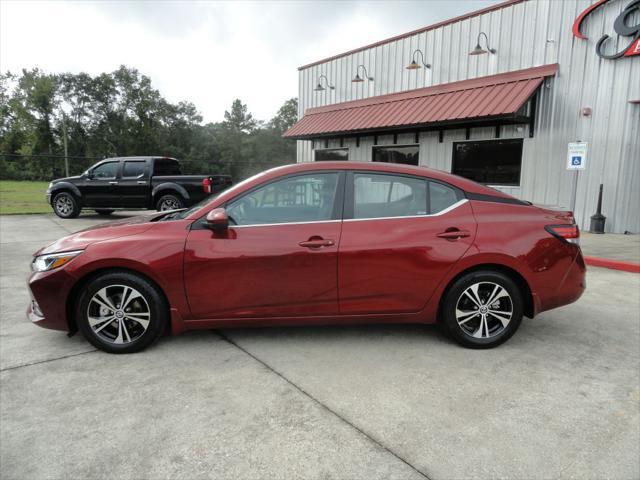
[1,0,498,123]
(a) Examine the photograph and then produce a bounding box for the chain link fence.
[0,154,291,182]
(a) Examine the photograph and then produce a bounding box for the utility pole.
[62,115,69,177]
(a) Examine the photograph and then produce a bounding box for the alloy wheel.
[455,281,513,339]
[87,285,151,345]
[55,195,73,216]
[160,198,180,211]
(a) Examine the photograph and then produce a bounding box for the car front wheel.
[441,271,523,349]
[76,271,167,353]
[52,192,80,218]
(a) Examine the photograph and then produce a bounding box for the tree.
[223,99,257,133]
[268,97,298,134]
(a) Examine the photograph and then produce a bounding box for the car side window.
[428,181,461,214]
[91,162,119,179]
[353,173,427,219]
[123,161,147,178]
[227,173,339,226]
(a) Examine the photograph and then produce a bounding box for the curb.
[584,256,640,273]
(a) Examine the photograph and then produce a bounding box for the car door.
[117,160,150,208]
[183,171,344,320]
[83,160,121,207]
[338,172,476,314]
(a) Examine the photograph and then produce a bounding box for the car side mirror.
[205,208,229,231]
[86,171,94,179]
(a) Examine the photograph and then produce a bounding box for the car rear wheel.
[76,271,167,353]
[156,194,183,211]
[441,271,523,349]
[94,209,114,216]
[52,192,80,219]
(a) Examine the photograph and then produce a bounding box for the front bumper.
[27,267,77,331]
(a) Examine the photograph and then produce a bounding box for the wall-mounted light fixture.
[406,49,431,69]
[314,74,335,92]
[469,32,496,55]
[352,65,374,83]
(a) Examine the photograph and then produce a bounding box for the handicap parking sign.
[567,143,587,170]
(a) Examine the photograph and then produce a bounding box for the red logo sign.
[573,0,640,58]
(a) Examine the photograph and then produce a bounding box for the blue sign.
[571,156,582,166]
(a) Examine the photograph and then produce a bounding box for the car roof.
[263,161,514,198]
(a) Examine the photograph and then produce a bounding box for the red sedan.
[27,162,586,353]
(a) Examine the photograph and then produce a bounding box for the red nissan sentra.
[27,162,586,353]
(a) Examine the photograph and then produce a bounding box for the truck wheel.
[95,209,114,216]
[156,194,183,211]
[52,192,80,219]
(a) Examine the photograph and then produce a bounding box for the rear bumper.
[536,247,587,314]
[26,268,77,331]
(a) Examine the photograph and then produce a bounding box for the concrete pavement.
[1,212,639,479]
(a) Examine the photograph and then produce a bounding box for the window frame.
[451,138,524,187]
[314,148,349,162]
[343,171,465,221]
[207,171,346,228]
[372,144,420,166]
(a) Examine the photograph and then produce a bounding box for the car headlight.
[32,250,83,272]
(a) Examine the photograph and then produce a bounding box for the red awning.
[284,64,558,139]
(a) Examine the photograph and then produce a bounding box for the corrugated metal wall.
[296,0,640,233]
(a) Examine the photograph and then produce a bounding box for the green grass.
[0,180,51,214]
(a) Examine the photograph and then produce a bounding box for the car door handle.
[136,180,146,185]
[299,238,335,248]
[437,229,471,239]
[109,181,118,185]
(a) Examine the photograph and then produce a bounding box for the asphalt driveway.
[1,212,639,479]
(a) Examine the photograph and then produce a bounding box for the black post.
[589,183,606,234]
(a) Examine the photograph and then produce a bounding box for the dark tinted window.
[452,139,523,186]
[153,159,181,176]
[92,161,119,179]
[353,173,427,219]
[122,161,147,178]
[373,145,419,165]
[315,149,348,161]
[227,173,339,226]
[429,181,460,214]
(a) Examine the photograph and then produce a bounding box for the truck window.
[91,161,119,179]
[153,159,181,176]
[123,161,147,178]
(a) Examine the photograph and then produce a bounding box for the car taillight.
[545,224,580,245]
[202,178,212,194]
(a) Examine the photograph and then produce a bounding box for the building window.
[373,145,419,166]
[452,139,523,186]
[314,148,348,161]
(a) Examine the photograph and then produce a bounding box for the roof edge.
[297,0,526,71]
[303,63,558,116]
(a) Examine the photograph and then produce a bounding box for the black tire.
[441,270,523,349]
[95,209,114,216]
[76,271,168,354]
[156,194,184,211]
[52,191,80,219]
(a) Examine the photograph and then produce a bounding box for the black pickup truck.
[46,156,232,218]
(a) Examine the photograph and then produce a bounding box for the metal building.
[284,0,640,233]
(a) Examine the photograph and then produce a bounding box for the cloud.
[0,0,499,123]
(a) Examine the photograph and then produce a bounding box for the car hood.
[35,212,166,256]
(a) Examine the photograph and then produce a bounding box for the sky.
[0,0,499,123]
